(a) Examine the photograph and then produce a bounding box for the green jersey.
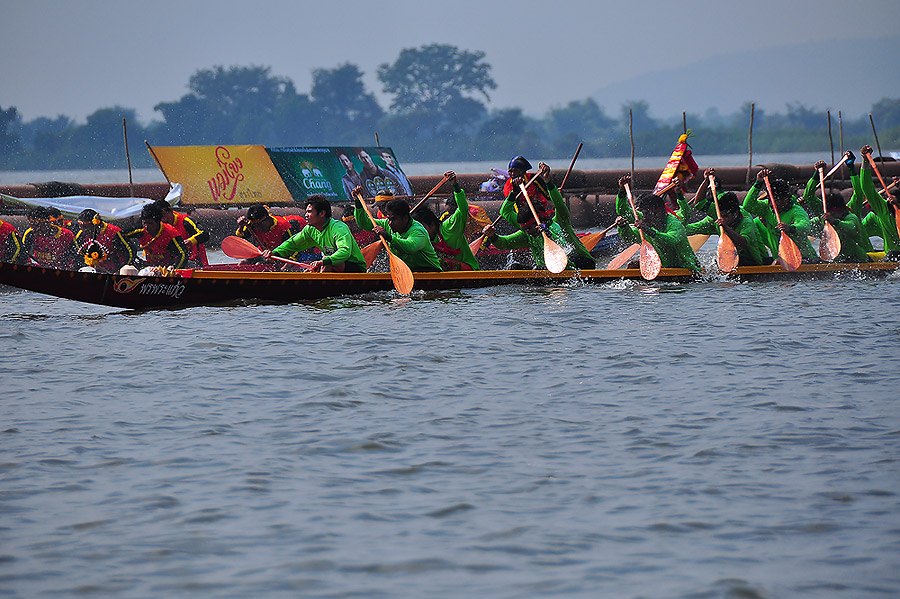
[355,203,442,272]
[617,213,702,271]
[435,187,479,271]
[273,218,366,270]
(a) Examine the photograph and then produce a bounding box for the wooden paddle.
[559,142,583,191]
[817,165,841,262]
[409,175,449,214]
[763,173,802,271]
[221,236,313,270]
[469,171,543,257]
[361,238,383,267]
[144,140,172,184]
[606,180,677,269]
[824,153,850,180]
[519,182,569,273]
[709,175,739,272]
[624,183,662,280]
[355,192,415,295]
[863,152,900,242]
[579,222,619,252]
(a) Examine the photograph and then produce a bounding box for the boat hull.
[0,261,897,310]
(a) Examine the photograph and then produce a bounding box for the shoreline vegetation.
[1,45,898,172]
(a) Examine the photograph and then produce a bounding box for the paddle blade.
[819,222,841,262]
[777,232,802,271]
[607,243,640,269]
[361,239,383,268]
[469,234,486,256]
[579,230,605,251]
[386,250,414,295]
[716,235,739,273]
[542,233,569,273]
[221,235,262,260]
[639,242,662,280]
[689,234,710,252]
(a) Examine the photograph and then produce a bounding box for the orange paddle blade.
[469,234,487,256]
[819,222,841,262]
[716,234,739,272]
[221,235,262,260]
[689,234,710,252]
[387,249,414,295]
[639,242,661,280]
[579,230,606,251]
[361,239,383,268]
[607,243,640,269]
[542,232,569,273]
[777,232,802,271]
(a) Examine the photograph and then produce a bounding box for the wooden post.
[746,103,755,186]
[629,108,635,181]
[869,114,885,163]
[827,110,835,167]
[839,111,845,180]
[123,118,134,198]
[374,132,381,147]
[682,111,687,135]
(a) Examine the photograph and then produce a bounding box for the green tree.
[377,44,496,137]
[0,106,23,161]
[310,63,384,142]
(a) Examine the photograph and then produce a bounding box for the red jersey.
[171,212,209,266]
[0,220,23,263]
[139,223,188,268]
[76,222,133,273]
[24,225,76,269]
[503,176,554,221]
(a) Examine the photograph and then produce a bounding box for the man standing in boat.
[21,206,77,269]
[0,218,24,264]
[74,209,135,273]
[353,186,442,272]
[262,195,367,273]
[125,203,189,269]
[412,171,480,271]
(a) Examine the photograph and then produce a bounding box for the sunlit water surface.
[1,263,899,598]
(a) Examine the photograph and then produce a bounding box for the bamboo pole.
[746,103,755,186]
[629,108,635,182]
[839,111,845,180]
[869,114,885,163]
[374,132,381,147]
[123,118,134,198]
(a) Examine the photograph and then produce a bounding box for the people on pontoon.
[21,206,77,269]
[412,171,480,271]
[74,209,134,273]
[262,194,367,273]
[353,186,442,272]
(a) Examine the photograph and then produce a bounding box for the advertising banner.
[266,147,415,202]
[150,145,294,206]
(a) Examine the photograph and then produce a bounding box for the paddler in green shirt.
[743,169,819,263]
[353,187,442,272]
[809,191,872,263]
[855,146,900,259]
[263,195,367,272]
[614,190,702,271]
[685,191,765,266]
[411,171,479,271]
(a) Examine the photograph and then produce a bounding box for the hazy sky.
[1,0,898,125]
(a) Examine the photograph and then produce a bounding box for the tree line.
[1,44,898,171]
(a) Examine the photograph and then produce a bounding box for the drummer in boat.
[21,206,78,269]
[411,171,480,271]
[235,205,307,263]
[74,209,134,273]
[125,203,189,269]
[0,218,24,264]
[153,199,210,267]
[353,186,442,272]
[614,183,702,271]
[261,194,366,273]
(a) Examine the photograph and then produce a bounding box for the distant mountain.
[591,35,900,121]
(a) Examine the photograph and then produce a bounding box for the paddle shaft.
[559,142,583,191]
[824,154,850,180]
[409,176,449,214]
[623,183,647,244]
[145,140,172,184]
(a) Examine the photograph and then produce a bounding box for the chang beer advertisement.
[150,145,294,205]
[266,147,414,202]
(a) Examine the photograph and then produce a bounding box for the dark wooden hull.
[0,261,897,310]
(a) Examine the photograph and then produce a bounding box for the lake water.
[2,251,899,598]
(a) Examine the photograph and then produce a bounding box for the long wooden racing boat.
[1,261,897,310]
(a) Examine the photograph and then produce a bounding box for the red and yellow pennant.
[654,132,699,195]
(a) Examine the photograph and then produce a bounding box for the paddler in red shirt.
[154,199,210,267]
[125,203,189,269]
[21,206,77,269]
[235,205,306,256]
[0,219,24,264]
[74,209,135,273]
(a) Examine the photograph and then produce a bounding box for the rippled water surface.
[2,272,900,598]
